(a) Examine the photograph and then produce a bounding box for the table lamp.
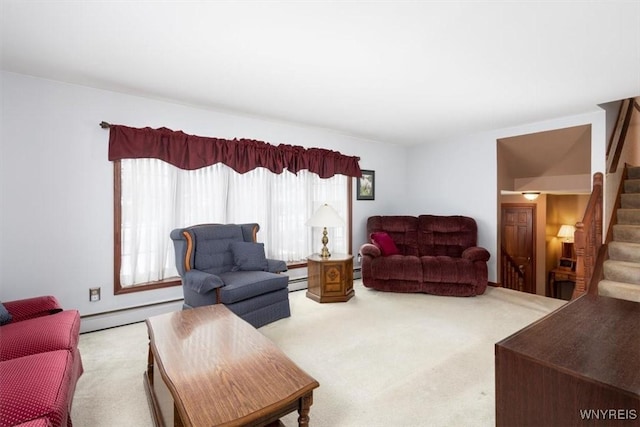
[306,204,345,258]
[557,224,576,259]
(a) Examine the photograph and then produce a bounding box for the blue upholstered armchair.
[170,223,290,328]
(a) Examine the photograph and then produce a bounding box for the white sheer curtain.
[119,159,348,287]
[120,159,177,286]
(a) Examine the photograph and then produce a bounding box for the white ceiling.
[2,1,640,146]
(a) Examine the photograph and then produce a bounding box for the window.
[114,159,350,293]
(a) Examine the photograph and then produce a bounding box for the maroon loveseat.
[360,215,490,296]
[0,296,83,427]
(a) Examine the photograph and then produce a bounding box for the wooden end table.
[306,253,354,303]
[547,267,576,298]
[144,305,319,427]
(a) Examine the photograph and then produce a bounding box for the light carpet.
[72,280,565,426]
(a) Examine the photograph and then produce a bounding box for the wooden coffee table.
[143,305,319,427]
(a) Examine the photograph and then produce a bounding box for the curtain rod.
[99,121,111,129]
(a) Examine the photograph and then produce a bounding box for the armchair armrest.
[462,246,491,263]
[184,270,224,294]
[3,296,63,323]
[360,243,382,258]
[267,258,288,273]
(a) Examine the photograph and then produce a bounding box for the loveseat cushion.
[0,310,80,362]
[417,215,478,257]
[367,216,419,256]
[370,255,422,282]
[421,256,477,284]
[230,242,268,271]
[0,350,75,427]
[218,271,288,304]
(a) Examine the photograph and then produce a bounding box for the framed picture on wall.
[558,257,576,271]
[357,170,375,200]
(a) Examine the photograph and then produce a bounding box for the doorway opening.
[501,204,536,294]
[497,124,591,296]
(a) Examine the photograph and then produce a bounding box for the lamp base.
[320,246,331,259]
[320,227,331,259]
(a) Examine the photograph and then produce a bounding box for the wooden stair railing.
[607,98,637,173]
[573,98,637,299]
[572,172,603,299]
[501,246,525,292]
[585,164,633,297]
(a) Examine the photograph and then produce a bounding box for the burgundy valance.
[107,124,362,178]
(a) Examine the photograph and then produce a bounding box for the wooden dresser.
[495,294,640,426]
[306,253,354,303]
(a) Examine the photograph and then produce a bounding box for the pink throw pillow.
[370,232,400,256]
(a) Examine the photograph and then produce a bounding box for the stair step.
[603,260,640,285]
[617,209,640,225]
[594,165,640,303]
[621,193,640,209]
[625,179,640,194]
[613,224,640,243]
[608,241,640,263]
[598,280,640,303]
[628,166,640,180]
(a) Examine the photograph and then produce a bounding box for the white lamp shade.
[557,224,576,241]
[306,204,344,228]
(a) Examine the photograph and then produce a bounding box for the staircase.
[598,165,640,302]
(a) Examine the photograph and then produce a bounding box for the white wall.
[406,109,607,284]
[0,70,608,325]
[405,132,499,280]
[0,71,407,324]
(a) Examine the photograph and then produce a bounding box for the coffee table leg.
[297,392,313,427]
[147,340,154,385]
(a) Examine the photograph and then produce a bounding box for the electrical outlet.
[89,287,101,302]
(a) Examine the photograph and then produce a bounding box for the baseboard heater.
[81,268,362,333]
[80,298,184,334]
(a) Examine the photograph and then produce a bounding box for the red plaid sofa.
[0,296,83,427]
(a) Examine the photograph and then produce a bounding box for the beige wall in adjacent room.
[545,194,590,281]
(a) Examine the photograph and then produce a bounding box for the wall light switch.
[89,287,101,302]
